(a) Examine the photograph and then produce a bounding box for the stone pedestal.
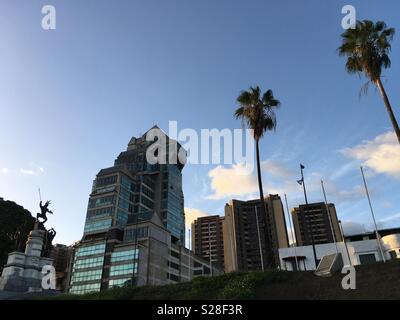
[0,226,54,293]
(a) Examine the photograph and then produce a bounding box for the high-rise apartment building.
[68,127,221,294]
[223,195,289,272]
[191,215,225,271]
[291,202,342,246]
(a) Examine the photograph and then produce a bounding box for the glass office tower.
[83,126,186,244]
[69,127,188,294]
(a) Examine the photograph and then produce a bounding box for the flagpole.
[284,194,298,271]
[360,166,386,263]
[254,205,265,271]
[208,223,213,276]
[339,220,352,266]
[321,180,338,253]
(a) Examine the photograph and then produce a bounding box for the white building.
[279,231,400,271]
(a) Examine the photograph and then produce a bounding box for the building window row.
[124,227,149,241]
[167,272,179,282]
[70,282,101,295]
[109,263,137,277]
[88,195,115,209]
[86,207,114,219]
[84,218,112,234]
[96,175,117,188]
[73,256,104,270]
[111,249,139,263]
[108,278,132,288]
[75,243,106,258]
[71,269,103,283]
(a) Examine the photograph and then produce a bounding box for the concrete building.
[191,215,225,271]
[279,228,400,271]
[291,202,342,246]
[223,195,289,272]
[68,210,221,294]
[68,128,221,294]
[344,228,400,261]
[49,244,73,293]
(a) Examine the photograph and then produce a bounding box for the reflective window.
[84,218,112,234]
[87,207,114,219]
[108,278,132,288]
[73,256,104,270]
[75,243,106,257]
[109,263,137,276]
[71,269,103,283]
[88,195,115,209]
[96,175,117,188]
[70,282,101,295]
[111,249,139,263]
[124,227,148,241]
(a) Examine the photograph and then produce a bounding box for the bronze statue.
[36,200,53,224]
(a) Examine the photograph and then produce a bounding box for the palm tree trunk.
[255,138,273,269]
[375,78,400,144]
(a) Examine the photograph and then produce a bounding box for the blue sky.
[0,0,399,246]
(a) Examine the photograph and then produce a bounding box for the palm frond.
[338,19,395,82]
[233,86,280,139]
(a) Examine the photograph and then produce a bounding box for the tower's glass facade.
[69,127,187,294]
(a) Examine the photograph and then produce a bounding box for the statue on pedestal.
[36,200,53,225]
[0,199,56,293]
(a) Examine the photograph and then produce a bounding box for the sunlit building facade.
[68,127,220,294]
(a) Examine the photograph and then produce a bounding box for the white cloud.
[341,131,400,178]
[19,163,45,176]
[377,212,400,225]
[0,168,9,174]
[31,162,45,173]
[329,160,359,181]
[184,208,211,230]
[20,168,38,176]
[205,159,298,201]
[261,159,295,179]
[206,163,258,200]
[319,180,365,203]
[341,221,368,235]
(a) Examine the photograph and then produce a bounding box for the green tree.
[234,86,280,269]
[0,198,36,272]
[338,20,400,144]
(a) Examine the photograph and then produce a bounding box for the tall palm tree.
[234,86,280,269]
[338,20,400,144]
